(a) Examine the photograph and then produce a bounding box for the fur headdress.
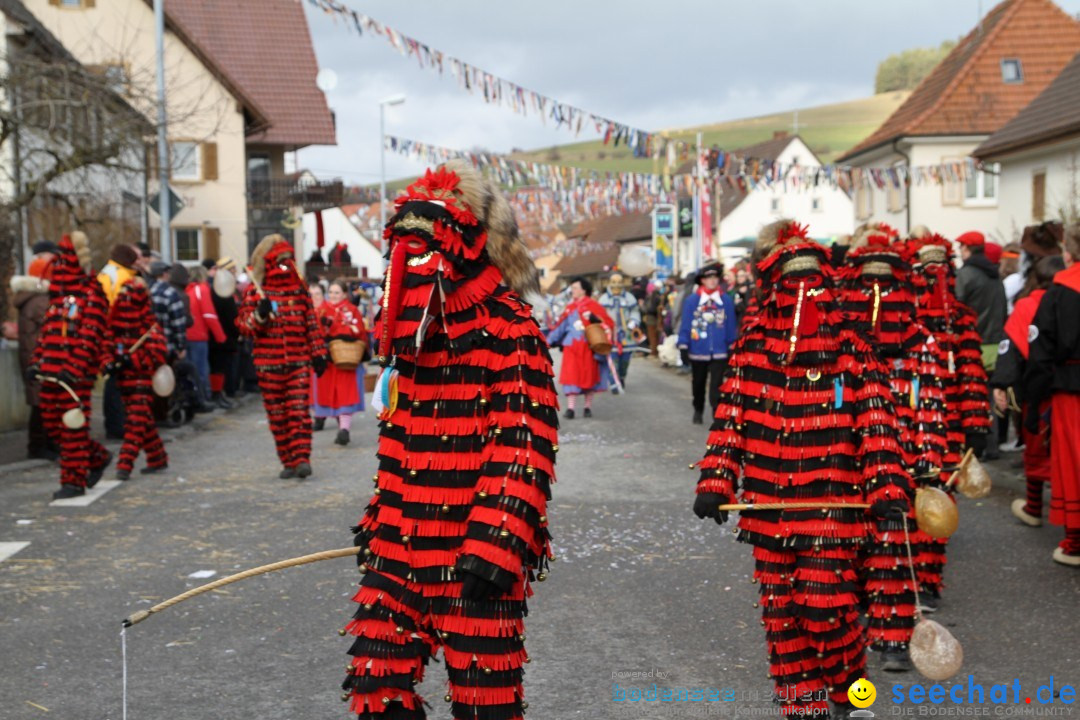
[440,159,540,304]
[249,233,294,287]
[753,219,827,283]
[69,231,92,273]
[849,222,899,252]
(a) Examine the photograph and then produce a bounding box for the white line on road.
[0,541,31,563]
[49,480,122,508]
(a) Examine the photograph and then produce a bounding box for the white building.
[837,0,1080,243]
[301,204,383,280]
[973,49,1080,242]
[715,133,854,261]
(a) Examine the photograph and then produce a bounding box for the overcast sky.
[298,0,1080,185]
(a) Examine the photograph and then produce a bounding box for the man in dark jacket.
[204,257,240,408]
[11,241,60,460]
[1025,224,1080,568]
[956,231,1007,349]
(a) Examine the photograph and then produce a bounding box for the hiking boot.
[1011,498,1042,527]
[52,484,86,500]
[335,429,350,446]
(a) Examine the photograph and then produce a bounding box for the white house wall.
[301,207,383,279]
[992,138,1080,244]
[719,138,853,256]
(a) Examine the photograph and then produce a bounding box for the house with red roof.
[26,0,339,262]
[838,0,1080,242]
[973,49,1080,240]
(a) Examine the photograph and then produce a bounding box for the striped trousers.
[257,363,313,468]
[40,382,109,489]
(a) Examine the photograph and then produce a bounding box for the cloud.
[299,0,1080,183]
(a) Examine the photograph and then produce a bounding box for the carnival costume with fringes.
[839,231,948,653]
[909,235,990,596]
[693,221,911,716]
[341,162,558,720]
[237,236,328,474]
[30,232,112,491]
[106,278,169,475]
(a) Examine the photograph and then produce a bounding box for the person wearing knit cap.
[237,234,328,479]
[27,232,113,499]
[342,161,558,720]
[678,262,737,424]
[692,219,911,719]
[11,242,59,460]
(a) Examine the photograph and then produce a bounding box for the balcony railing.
[248,177,344,212]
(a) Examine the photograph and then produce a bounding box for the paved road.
[1,358,1078,720]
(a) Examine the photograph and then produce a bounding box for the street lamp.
[379,94,406,260]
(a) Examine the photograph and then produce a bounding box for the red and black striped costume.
[839,236,948,653]
[342,163,558,720]
[910,236,990,595]
[694,222,910,717]
[237,238,327,473]
[107,278,168,475]
[30,233,111,491]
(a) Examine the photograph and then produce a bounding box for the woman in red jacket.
[185,265,226,403]
[312,278,368,445]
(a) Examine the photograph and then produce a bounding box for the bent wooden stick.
[123,546,360,627]
[718,502,871,511]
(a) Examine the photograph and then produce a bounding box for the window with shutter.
[1032,171,1046,222]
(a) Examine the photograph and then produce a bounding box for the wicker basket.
[584,323,612,355]
[329,339,365,370]
[363,372,377,393]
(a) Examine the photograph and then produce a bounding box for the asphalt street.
[1,357,1079,720]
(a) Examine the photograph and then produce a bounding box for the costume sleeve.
[236,286,265,338]
[954,314,991,433]
[853,358,912,510]
[1024,287,1059,426]
[677,295,694,348]
[695,360,745,498]
[989,339,1023,390]
[304,293,328,363]
[545,314,569,347]
[457,326,559,592]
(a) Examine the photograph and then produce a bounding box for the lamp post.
[379,94,405,259]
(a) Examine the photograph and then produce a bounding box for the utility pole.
[154,0,171,262]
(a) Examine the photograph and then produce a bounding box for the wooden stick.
[246,265,267,299]
[945,448,975,488]
[718,502,871,511]
[122,546,359,627]
[37,375,80,405]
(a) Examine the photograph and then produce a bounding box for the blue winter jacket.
[677,290,737,361]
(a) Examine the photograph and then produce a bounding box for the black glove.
[321,315,333,328]
[256,298,273,320]
[24,365,40,385]
[460,570,503,601]
[55,369,78,389]
[693,492,730,525]
[870,498,910,520]
[965,432,988,459]
[312,355,328,377]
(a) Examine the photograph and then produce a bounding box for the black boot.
[583,408,592,418]
[116,469,131,481]
[335,429,350,446]
[692,410,704,425]
[881,646,913,672]
[564,408,575,420]
[87,451,113,488]
[296,462,313,478]
[52,484,86,500]
[313,417,326,431]
[141,464,168,475]
[279,466,297,479]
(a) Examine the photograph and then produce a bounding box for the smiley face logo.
[848,678,876,708]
